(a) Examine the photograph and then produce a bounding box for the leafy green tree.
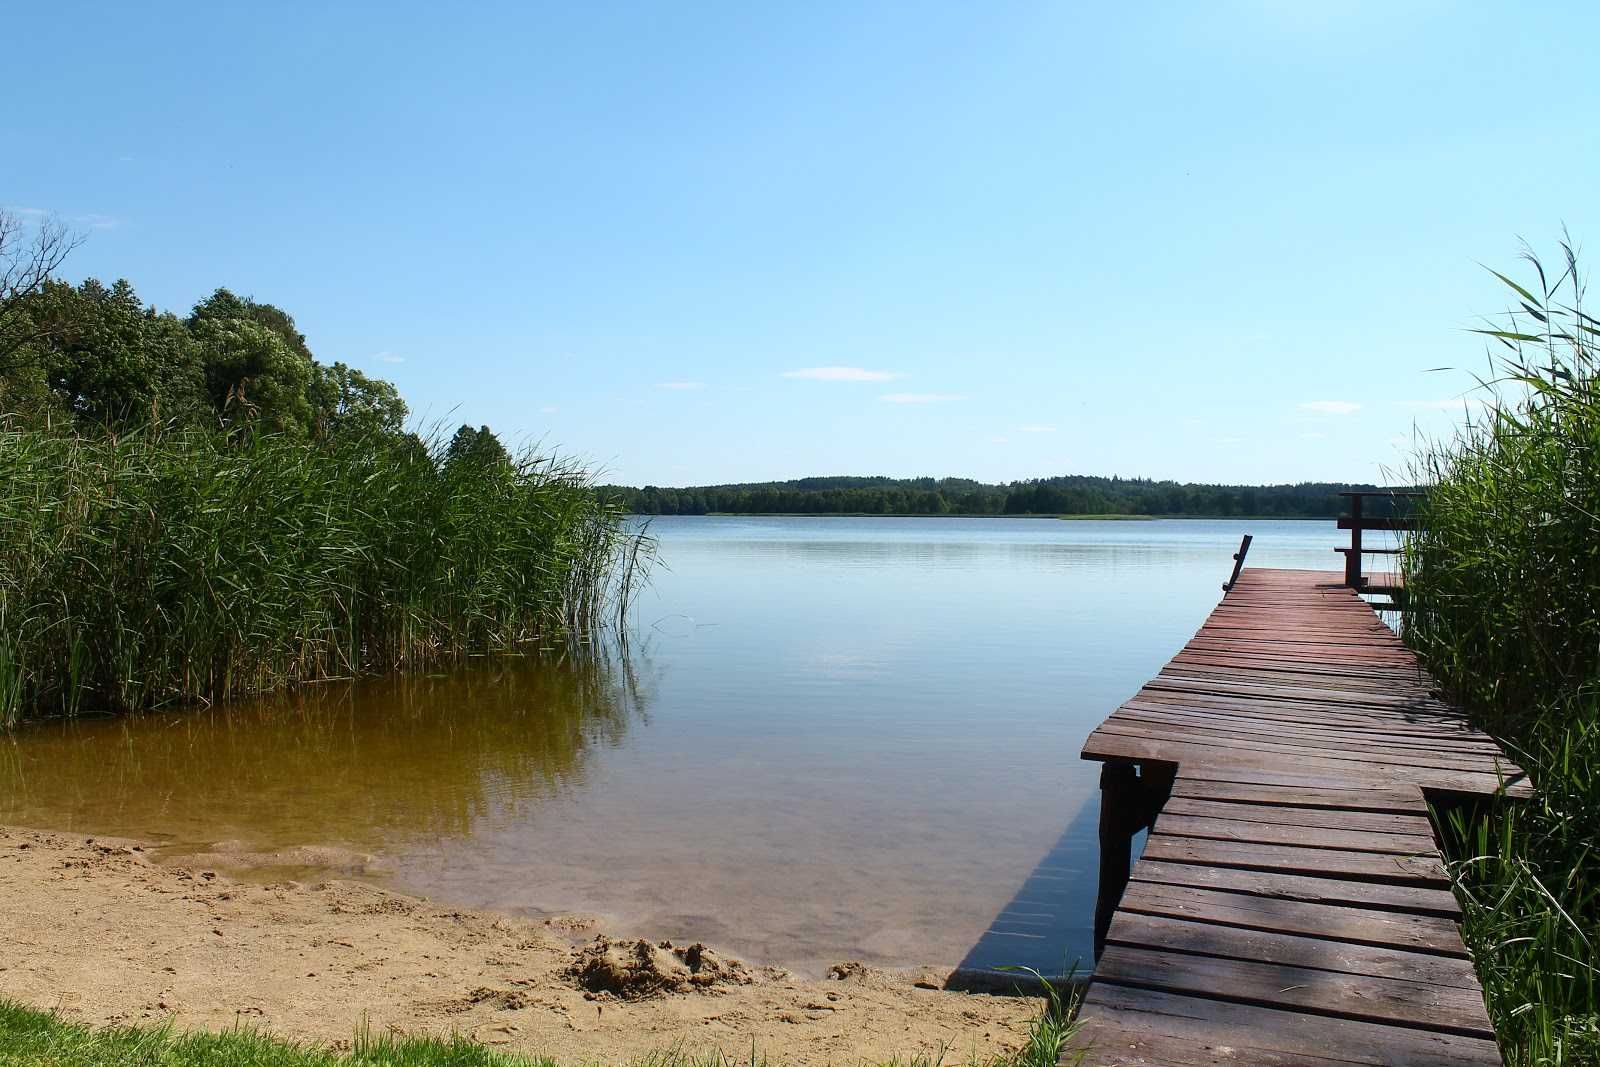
[28,279,205,428]
[189,314,313,436]
[3,266,417,447]
[308,361,408,438]
[188,288,314,361]
[444,424,512,471]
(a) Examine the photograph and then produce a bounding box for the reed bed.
[0,424,647,725]
[1404,242,1600,1065]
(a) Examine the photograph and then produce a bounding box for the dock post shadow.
[944,760,1178,994]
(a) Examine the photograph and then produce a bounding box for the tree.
[186,288,327,436]
[29,278,205,428]
[308,361,408,439]
[187,288,314,362]
[0,209,84,374]
[444,424,512,470]
[190,314,314,436]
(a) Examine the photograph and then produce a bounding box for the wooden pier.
[1066,568,1531,1066]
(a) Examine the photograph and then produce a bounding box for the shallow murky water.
[0,517,1343,978]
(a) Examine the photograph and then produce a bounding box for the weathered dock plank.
[1067,568,1529,1066]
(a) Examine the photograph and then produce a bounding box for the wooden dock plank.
[1092,944,1494,1037]
[1149,812,1437,855]
[1076,985,1502,1067]
[1138,834,1448,885]
[1114,882,1469,956]
[1081,732,1527,797]
[1157,795,1435,836]
[1104,910,1478,989]
[1066,568,1524,1065]
[1130,859,1461,917]
[1167,776,1424,813]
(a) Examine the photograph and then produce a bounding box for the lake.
[0,516,1346,980]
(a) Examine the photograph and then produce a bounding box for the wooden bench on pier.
[1065,567,1532,1066]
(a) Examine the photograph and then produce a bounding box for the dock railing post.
[1338,490,1422,602]
[1344,494,1365,587]
[1222,534,1252,593]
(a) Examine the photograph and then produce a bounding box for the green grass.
[1403,240,1600,1066]
[0,998,551,1067]
[0,996,1076,1067]
[0,424,649,726]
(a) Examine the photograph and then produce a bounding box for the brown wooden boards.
[1074,985,1501,1067]
[1067,568,1522,1065]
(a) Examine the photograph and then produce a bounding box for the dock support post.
[1093,761,1176,959]
[1094,762,1139,959]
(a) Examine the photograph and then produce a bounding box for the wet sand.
[0,825,1037,1065]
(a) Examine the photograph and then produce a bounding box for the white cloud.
[880,392,963,404]
[1298,400,1361,416]
[990,435,1011,444]
[1018,424,1056,434]
[782,366,898,382]
[373,351,405,364]
[657,381,705,391]
[1299,431,1327,440]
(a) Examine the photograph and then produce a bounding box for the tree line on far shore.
[602,475,1391,518]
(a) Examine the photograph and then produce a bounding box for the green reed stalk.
[0,424,650,725]
[1404,239,1600,1065]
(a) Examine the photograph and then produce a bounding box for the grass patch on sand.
[0,993,1079,1067]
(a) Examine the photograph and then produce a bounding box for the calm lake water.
[0,516,1344,979]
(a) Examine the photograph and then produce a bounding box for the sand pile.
[567,937,754,999]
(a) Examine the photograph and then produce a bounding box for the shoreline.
[0,824,1037,1066]
[628,512,1331,521]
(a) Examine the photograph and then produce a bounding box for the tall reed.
[1404,240,1600,1065]
[0,424,649,725]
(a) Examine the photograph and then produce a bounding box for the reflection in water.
[0,643,651,855]
[0,517,1344,978]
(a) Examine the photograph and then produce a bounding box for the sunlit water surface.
[0,517,1343,978]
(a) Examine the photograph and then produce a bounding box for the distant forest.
[602,476,1391,518]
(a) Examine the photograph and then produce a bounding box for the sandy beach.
[0,825,1037,1065]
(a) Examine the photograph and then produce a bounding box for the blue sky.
[9,2,1597,486]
